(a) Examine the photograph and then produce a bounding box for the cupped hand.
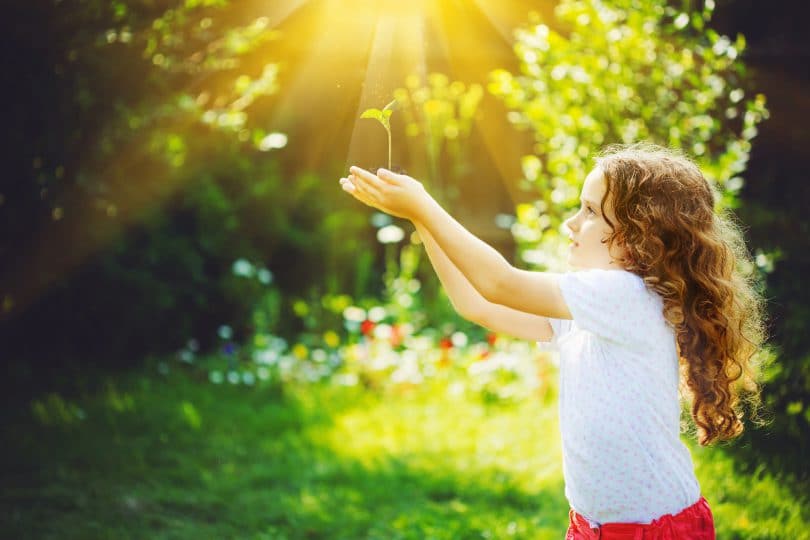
[339,166,428,221]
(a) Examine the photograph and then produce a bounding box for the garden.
[2,1,809,538]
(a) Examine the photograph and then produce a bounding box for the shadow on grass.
[1,366,569,540]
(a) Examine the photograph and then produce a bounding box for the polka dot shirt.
[539,268,701,526]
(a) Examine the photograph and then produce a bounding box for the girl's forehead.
[582,168,606,199]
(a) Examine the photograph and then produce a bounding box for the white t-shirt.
[539,268,700,525]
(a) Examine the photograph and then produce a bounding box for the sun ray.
[5,0,550,319]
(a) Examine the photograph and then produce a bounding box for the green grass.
[2,362,808,540]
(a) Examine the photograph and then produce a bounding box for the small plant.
[360,99,398,171]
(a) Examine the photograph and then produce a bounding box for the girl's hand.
[339,166,428,221]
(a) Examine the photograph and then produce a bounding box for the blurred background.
[1,0,808,538]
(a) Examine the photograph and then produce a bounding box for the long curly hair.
[594,142,767,446]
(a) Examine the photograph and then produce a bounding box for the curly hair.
[594,142,767,446]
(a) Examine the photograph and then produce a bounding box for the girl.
[339,142,765,539]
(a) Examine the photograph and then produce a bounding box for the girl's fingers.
[340,177,377,208]
[349,172,383,200]
[350,166,387,192]
[375,168,401,185]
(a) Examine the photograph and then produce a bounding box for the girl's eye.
[586,206,596,215]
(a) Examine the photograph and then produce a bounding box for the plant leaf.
[360,108,383,120]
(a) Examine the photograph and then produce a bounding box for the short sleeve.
[537,317,573,350]
[557,269,650,345]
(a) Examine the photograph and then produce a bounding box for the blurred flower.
[451,331,468,348]
[178,349,194,363]
[218,325,233,340]
[292,343,308,360]
[209,370,224,384]
[187,338,200,352]
[257,268,274,285]
[223,342,236,356]
[257,366,270,380]
[368,306,387,322]
[360,319,376,337]
[227,371,241,384]
[343,306,366,322]
[391,354,423,384]
[312,348,327,363]
[334,373,359,386]
[259,132,288,151]
[439,337,453,350]
[377,224,405,244]
[487,332,498,346]
[232,259,254,277]
[157,362,170,375]
[242,372,256,385]
[373,323,392,340]
[390,324,404,347]
[323,330,340,348]
[269,336,288,352]
[370,211,393,228]
[344,319,361,333]
[253,349,279,365]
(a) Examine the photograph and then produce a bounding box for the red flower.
[439,337,453,350]
[360,319,376,337]
[487,332,497,346]
[479,349,490,360]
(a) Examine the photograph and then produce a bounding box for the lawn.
[2,358,808,540]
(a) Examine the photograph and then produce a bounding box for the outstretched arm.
[416,222,553,341]
[341,166,571,320]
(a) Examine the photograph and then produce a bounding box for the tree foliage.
[488,0,768,270]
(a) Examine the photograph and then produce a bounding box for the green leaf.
[360,108,383,120]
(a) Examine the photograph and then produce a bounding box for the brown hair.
[595,142,767,445]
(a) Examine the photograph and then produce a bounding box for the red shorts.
[566,496,715,539]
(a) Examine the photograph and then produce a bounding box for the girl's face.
[564,167,628,270]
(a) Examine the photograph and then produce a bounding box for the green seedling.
[360,99,398,171]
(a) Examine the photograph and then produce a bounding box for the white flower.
[343,306,366,322]
[368,306,387,322]
[218,325,233,340]
[253,349,279,365]
[373,323,393,340]
[227,371,241,384]
[209,370,224,384]
[257,268,273,285]
[377,224,405,244]
[232,259,254,277]
[258,132,288,151]
[242,372,256,385]
[451,331,468,348]
[370,212,392,228]
[333,373,358,386]
[257,366,270,380]
[311,349,327,363]
[269,336,288,352]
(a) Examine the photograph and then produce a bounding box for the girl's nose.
[564,214,579,232]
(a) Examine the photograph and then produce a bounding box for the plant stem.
[387,128,392,171]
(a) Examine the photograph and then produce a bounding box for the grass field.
[2,360,808,539]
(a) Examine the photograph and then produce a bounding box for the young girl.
[339,142,765,539]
